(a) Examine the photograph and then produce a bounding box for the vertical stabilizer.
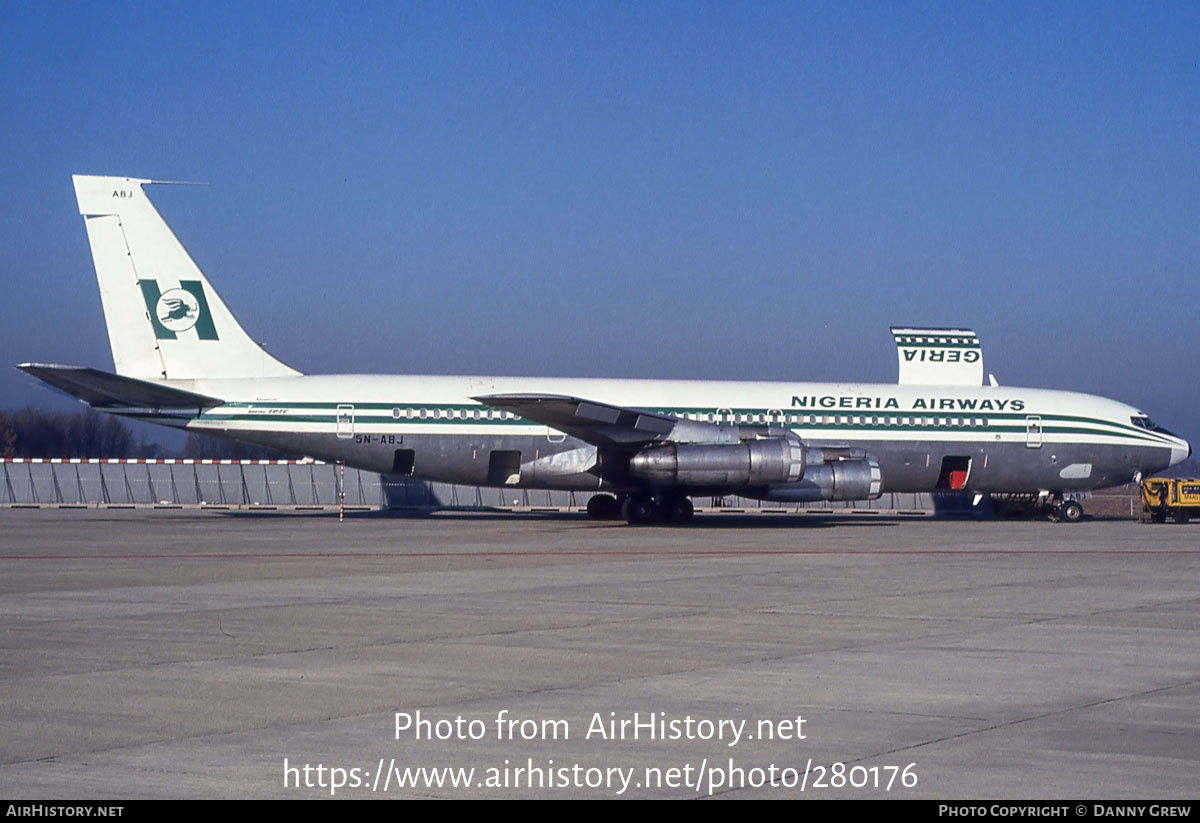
[72,175,300,380]
[891,327,982,386]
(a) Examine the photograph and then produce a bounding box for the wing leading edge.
[472,393,739,449]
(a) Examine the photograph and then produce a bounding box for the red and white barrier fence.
[0,458,325,465]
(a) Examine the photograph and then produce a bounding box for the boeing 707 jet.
[17,176,1190,523]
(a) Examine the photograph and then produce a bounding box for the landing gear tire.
[660,495,694,525]
[586,494,621,520]
[1057,500,1084,523]
[621,494,657,525]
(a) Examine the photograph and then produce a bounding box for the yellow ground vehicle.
[1141,477,1200,523]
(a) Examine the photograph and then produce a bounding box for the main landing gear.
[585,493,622,520]
[585,493,694,525]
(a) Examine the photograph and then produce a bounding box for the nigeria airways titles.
[792,395,1026,412]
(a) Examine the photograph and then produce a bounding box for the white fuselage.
[123,373,1188,496]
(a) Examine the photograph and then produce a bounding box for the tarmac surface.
[1,509,1196,799]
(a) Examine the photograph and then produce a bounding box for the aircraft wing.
[473,393,736,449]
[17,363,223,409]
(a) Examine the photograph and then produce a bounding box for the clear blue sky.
[2,1,1197,447]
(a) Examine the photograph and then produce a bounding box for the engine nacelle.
[764,455,883,502]
[628,437,805,487]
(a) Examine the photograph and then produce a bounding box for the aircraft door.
[936,456,972,489]
[1025,415,1042,448]
[336,404,355,439]
[487,450,522,485]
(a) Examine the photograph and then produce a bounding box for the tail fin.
[72,175,300,380]
[890,326,982,386]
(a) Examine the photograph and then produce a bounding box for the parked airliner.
[17,176,1190,523]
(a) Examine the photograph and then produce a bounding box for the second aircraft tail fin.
[890,327,982,386]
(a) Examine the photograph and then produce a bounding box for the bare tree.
[180,432,289,460]
[0,411,15,458]
[3,407,162,459]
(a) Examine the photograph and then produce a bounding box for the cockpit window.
[1132,416,1178,437]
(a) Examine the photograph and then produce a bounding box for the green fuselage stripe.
[107,402,1172,448]
[202,402,1171,444]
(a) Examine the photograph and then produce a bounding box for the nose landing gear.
[1054,499,1084,523]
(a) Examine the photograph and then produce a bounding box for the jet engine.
[764,448,883,502]
[628,436,805,486]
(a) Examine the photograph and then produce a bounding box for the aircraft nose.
[1170,438,1191,468]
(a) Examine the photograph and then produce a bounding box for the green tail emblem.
[139,280,219,340]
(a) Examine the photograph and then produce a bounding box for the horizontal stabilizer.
[890,327,983,386]
[16,363,223,409]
